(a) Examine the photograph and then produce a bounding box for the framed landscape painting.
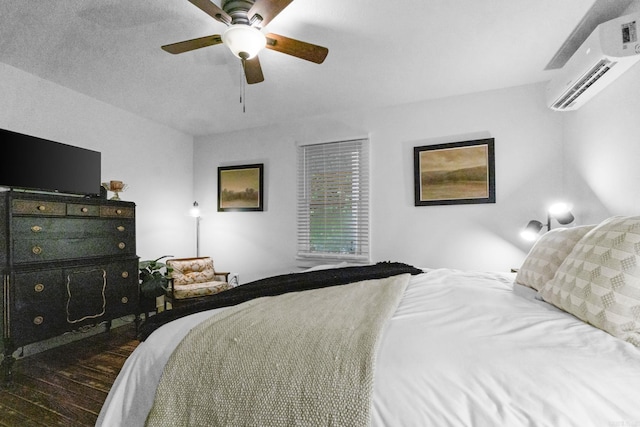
[218,164,264,212]
[414,138,495,206]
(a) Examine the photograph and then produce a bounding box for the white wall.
[195,82,565,282]
[558,0,640,222]
[562,50,640,223]
[0,63,196,261]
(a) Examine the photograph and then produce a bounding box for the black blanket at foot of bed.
[137,261,423,341]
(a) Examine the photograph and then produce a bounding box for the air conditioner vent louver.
[545,12,640,111]
[552,60,614,110]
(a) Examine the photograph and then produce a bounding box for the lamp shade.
[222,24,266,59]
[520,220,544,241]
[548,203,575,225]
[190,201,201,218]
[553,211,575,225]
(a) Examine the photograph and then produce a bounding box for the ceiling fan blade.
[242,56,265,84]
[188,0,232,25]
[265,33,328,64]
[161,35,223,54]
[248,0,294,27]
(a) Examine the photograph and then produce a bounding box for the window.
[296,138,370,261]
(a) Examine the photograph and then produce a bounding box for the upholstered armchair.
[165,257,230,305]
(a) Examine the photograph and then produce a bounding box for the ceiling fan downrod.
[240,59,247,113]
[222,0,255,25]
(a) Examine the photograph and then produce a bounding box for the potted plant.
[139,255,173,300]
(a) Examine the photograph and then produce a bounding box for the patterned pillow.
[515,225,596,291]
[539,216,640,346]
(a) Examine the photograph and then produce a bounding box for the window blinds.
[296,138,370,261]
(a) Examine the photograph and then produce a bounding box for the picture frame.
[218,164,264,212]
[414,138,495,206]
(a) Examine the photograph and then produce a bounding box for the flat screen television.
[0,128,102,197]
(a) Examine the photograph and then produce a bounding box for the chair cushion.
[171,281,231,299]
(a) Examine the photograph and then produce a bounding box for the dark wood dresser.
[0,190,139,383]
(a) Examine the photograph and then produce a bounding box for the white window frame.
[296,137,370,263]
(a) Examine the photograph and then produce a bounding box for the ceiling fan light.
[222,24,266,60]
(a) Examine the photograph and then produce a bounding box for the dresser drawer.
[105,259,140,319]
[12,199,66,216]
[13,269,66,307]
[66,203,100,217]
[12,217,134,239]
[11,270,69,344]
[13,235,136,263]
[10,306,69,345]
[100,206,134,219]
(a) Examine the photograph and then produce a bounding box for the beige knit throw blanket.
[145,273,410,427]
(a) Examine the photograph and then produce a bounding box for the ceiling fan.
[161,0,329,84]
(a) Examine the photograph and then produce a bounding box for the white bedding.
[97,268,640,426]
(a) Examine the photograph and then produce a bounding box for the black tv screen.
[0,128,102,196]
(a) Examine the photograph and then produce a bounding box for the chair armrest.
[214,271,230,281]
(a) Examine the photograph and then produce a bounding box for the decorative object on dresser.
[101,180,128,201]
[0,190,139,384]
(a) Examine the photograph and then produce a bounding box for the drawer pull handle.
[33,316,44,325]
[37,205,46,211]
[117,225,125,232]
[34,283,45,293]
[118,242,126,249]
[121,271,129,278]
[31,225,42,233]
[81,207,88,213]
[116,209,123,215]
[121,297,129,304]
[32,245,43,255]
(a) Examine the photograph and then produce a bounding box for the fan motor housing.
[222,0,255,25]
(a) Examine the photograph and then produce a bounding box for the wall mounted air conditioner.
[546,12,640,111]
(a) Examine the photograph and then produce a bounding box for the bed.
[97,216,640,426]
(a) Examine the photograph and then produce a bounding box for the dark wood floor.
[0,322,139,427]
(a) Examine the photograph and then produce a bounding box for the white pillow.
[539,216,640,347]
[515,225,596,291]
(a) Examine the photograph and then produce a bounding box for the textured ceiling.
[0,0,609,136]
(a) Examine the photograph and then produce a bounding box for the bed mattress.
[97,268,640,426]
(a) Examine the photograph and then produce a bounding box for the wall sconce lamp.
[190,201,201,257]
[520,202,575,241]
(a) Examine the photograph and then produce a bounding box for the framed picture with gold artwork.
[218,164,264,212]
[414,138,495,206]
